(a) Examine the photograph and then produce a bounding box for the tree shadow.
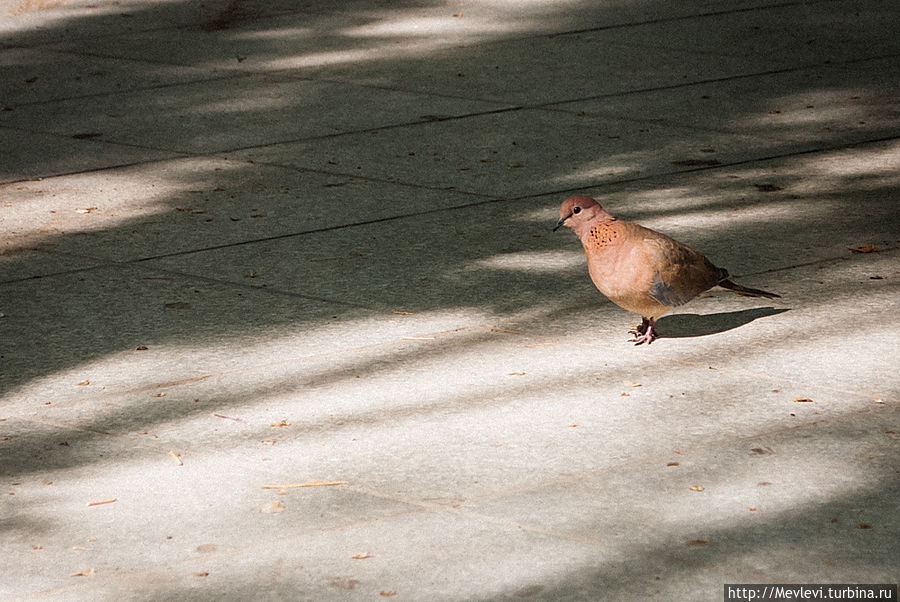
[0,0,895,482]
[0,0,898,598]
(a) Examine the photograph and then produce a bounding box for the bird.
[554,195,780,345]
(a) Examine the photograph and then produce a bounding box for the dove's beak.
[553,213,571,232]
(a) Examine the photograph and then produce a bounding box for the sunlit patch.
[550,160,638,187]
[258,47,411,70]
[469,250,583,273]
[733,86,900,140]
[516,206,563,223]
[232,27,314,41]
[195,92,294,115]
[615,186,713,208]
[762,140,900,196]
[2,0,181,24]
[1,308,497,412]
[340,17,471,38]
[0,157,250,252]
[801,142,900,178]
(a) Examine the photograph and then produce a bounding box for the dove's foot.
[628,317,657,345]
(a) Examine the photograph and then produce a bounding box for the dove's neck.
[571,207,616,238]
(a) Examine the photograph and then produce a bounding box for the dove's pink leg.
[628,317,657,345]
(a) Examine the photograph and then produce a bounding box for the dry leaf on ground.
[689,485,705,492]
[87,499,117,507]
[260,501,285,514]
[214,413,247,423]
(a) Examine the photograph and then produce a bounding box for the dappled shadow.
[482,481,900,600]
[1,0,899,598]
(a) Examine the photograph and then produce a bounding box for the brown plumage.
[554,195,779,345]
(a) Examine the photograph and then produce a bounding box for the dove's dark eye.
[572,206,581,214]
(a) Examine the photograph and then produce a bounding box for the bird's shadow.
[655,307,789,339]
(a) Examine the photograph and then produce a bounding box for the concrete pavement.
[1,0,898,599]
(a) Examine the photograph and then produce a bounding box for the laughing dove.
[554,195,780,345]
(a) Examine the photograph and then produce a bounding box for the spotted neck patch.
[587,222,620,248]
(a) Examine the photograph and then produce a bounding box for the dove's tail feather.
[718,279,781,299]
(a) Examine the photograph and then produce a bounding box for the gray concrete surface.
[1,0,898,600]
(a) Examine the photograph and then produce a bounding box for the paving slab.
[0,247,100,282]
[0,156,495,264]
[0,73,511,155]
[45,9,485,76]
[232,108,801,198]
[556,58,900,146]
[588,0,900,67]
[535,139,900,271]
[139,150,899,315]
[4,335,895,599]
[0,0,306,45]
[37,1,783,80]
[10,506,603,601]
[0,263,495,410]
[143,194,576,314]
[0,46,218,105]
[2,416,421,598]
[283,1,900,103]
[296,0,787,39]
[465,404,900,578]
[237,22,769,104]
[0,127,178,184]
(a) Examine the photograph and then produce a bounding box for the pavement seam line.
[546,0,840,39]
[504,133,900,202]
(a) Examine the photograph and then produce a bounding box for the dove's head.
[553,195,612,234]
